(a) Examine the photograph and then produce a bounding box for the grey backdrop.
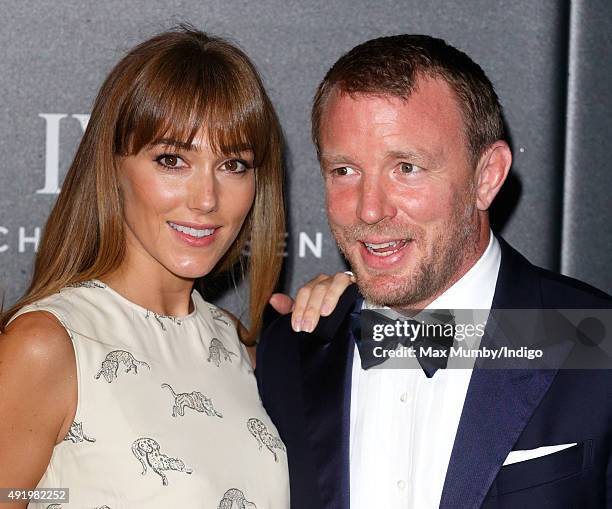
[1,0,611,322]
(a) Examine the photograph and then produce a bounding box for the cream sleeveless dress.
[10,280,289,509]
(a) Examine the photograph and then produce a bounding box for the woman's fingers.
[292,272,355,333]
[291,274,327,332]
[296,279,330,333]
[319,271,356,316]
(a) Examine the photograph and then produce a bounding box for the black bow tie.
[349,301,455,377]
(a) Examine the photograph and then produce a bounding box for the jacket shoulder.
[496,235,612,309]
[533,265,612,309]
[259,312,300,353]
[256,312,301,385]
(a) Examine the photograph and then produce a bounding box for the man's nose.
[356,174,396,224]
[189,171,218,214]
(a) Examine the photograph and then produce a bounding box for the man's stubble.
[329,182,479,308]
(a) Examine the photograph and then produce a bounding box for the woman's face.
[117,131,256,282]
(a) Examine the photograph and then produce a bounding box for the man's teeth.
[169,222,215,238]
[364,240,406,257]
[365,241,398,249]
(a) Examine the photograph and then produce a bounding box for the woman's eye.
[222,159,251,173]
[155,154,186,169]
[333,166,356,176]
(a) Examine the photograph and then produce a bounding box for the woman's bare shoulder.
[1,311,77,415]
[0,310,76,487]
[2,310,74,364]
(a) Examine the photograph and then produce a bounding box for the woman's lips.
[168,221,219,247]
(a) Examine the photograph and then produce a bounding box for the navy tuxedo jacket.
[257,238,612,509]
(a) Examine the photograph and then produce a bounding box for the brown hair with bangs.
[1,26,285,343]
[312,34,505,168]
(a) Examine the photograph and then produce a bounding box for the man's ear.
[474,141,512,211]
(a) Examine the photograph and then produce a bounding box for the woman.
[0,26,307,508]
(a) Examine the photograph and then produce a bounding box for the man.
[257,35,612,509]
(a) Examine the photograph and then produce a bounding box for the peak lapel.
[438,366,559,509]
[439,238,571,509]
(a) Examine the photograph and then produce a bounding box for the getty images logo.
[37,113,90,194]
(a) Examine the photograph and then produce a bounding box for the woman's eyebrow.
[148,139,255,157]
[149,138,197,151]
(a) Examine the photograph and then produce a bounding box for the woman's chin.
[166,261,218,281]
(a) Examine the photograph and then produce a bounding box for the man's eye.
[399,162,421,174]
[333,166,356,176]
[222,159,251,173]
[155,154,186,169]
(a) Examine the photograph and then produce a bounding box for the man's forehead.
[324,76,459,115]
[319,78,465,157]
[322,89,404,118]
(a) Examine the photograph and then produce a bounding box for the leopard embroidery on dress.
[94,349,150,383]
[161,383,223,418]
[247,418,286,462]
[132,437,193,486]
[218,488,257,509]
[207,338,237,367]
[63,421,95,443]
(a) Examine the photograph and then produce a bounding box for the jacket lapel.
[438,366,559,509]
[439,237,571,509]
[300,284,360,509]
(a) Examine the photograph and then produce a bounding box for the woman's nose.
[188,171,218,214]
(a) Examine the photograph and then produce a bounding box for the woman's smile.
[167,221,220,247]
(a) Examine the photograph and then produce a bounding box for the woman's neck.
[101,252,196,318]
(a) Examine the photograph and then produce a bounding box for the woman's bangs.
[122,61,270,163]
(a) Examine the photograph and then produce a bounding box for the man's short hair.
[312,34,505,167]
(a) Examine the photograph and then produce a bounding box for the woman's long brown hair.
[1,26,285,343]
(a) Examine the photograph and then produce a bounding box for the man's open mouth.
[362,239,409,257]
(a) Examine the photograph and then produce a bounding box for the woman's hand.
[269,272,356,333]
[231,272,355,369]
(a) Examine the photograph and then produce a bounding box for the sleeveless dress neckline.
[91,279,199,321]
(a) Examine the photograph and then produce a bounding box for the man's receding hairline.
[315,73,475,164]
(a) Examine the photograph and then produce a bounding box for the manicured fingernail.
[293,319,301,332]
[302,320,313,333]
[321,305,331,316]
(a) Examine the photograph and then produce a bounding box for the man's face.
[319,77,483,308]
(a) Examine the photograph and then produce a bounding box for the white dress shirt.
[349,232,501,509]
